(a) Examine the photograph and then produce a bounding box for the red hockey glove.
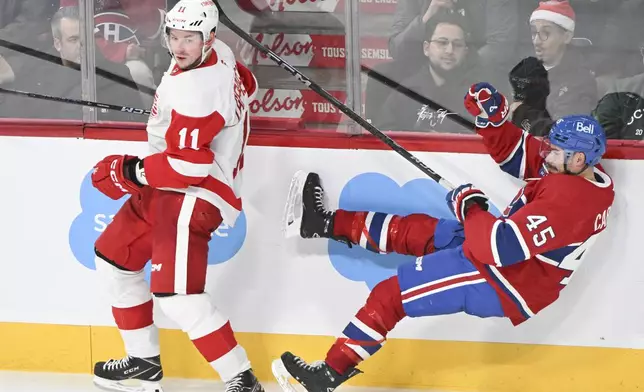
[446,183,489,224]
[464,82,509,128]
[91,155,143,200]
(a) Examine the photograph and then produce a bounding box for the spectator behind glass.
[529,0,597,119]
[59,0,166,108]
[508,56,553,137]
[375,10,476,133]
[593,45,644,140]
[389,0,518,72]
[579,0,644,79]
[0,1,57,82]
[0,6,144,121]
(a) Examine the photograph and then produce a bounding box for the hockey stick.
[215,3,455,190]
[361,64,476,131]
[0,87,150,116]
[0,38,155,96]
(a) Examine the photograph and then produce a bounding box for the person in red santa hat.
[530,0,576,69]
[529,0,597,119]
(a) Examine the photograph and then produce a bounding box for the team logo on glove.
[446,183,490,224]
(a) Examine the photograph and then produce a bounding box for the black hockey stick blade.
[214,2,455,190]
[0,87,150,116]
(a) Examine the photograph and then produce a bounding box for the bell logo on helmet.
[576,122,594,134]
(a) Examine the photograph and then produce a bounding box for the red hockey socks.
[333,210,439,256]
[112,299,161,358]
[325,276,406,375]
[157,294,251,382]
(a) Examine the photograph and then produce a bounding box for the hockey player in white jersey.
[89,1,263,392]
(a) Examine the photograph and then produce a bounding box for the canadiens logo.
[94,12,139,45]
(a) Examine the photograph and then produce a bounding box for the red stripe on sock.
[334,210,367,244]
[192,321,239,363]
[112,300,154,330]
[326,340,362,375]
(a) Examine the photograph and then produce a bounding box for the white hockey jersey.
[142,39,258,226]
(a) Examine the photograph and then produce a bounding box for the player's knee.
[370,276,401,306]
[366,276,405,326]
[94,255,151,307]
[156,293,228,337]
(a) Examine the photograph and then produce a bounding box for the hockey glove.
[446,183,489,224]
[509,56,549,106]
[91,154,144,200]
[464,82,509,127]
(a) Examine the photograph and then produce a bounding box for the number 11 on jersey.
[178,127,200,150]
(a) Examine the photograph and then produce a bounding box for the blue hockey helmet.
[543,114,607,167]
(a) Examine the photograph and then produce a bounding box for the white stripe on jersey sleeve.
[167,156,212,178]
[506,219,531,259]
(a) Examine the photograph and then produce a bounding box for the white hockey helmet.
[164,0,220,65]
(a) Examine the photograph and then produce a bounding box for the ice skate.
[272,351,361,392]
[282,171,350,245]
[93,355,163,392]
[224,369,265,392]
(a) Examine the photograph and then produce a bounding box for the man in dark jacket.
[0,5,144,122]
[529,0,597,119]
[389,0,518,71]
[375,11,477,133]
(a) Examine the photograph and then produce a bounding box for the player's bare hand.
[126,44,145,61]
[423,0,455,23]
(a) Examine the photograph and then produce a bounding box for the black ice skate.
[224,369,265,392]
[282,171,350,245]
[93,355,163,392]
[272,351,361,392]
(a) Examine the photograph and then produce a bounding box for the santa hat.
[530,1,575,32]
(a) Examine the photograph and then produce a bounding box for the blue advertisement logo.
[328,173,501,290]
[69,170,246,278]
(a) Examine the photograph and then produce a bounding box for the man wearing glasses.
[375,10,479,133]
[529,0,596,119]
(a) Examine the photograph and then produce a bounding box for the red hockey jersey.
[462,121,615,325]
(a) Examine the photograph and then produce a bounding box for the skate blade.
[282,170,308,239]
[93,376,163,392]
[271,358,300,392]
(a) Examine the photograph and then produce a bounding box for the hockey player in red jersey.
[89,1,263,392]
[272,82,614,392]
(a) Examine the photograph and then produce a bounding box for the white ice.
[0,371,459,392]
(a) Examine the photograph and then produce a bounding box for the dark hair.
[424,9,471,43]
